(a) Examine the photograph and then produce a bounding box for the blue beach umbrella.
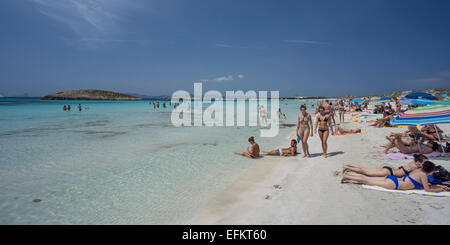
[404,92,438,100]
[350,98,363,103]
[441,93,448,98]
[379,97,392,101]
[410,99,435,105]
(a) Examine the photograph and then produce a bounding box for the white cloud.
[31,0,144,42]
[201,74,245,82]
[215,43,265,49]
[406,70,450,84]
[284,39,330,45]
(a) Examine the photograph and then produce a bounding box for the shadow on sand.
[308,151,345,158]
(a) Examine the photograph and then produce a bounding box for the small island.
[41,89,143,101]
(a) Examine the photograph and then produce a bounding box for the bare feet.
[342,164,348,174]
[341,173,349,183]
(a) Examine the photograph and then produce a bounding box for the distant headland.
[41,89,143,101]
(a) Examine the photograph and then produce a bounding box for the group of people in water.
[150,101,182,110]
[62,104,83,112]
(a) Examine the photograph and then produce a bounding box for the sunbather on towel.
[342,161,450,192]
[383,135,438,154]
[370,112,394,128]
[421,125,444,141]
[342,154,428,177]
[389,126,426,143]
[335,125,361,135]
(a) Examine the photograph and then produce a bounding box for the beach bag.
[434,165,450,182]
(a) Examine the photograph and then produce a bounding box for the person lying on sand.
[383,135,438,154]
[421,125,444,141]
[342,154,428,177]
[342,161,450,192]
[335,125,361,135]
[234,136,260,158]
[369,112,394,128]
[388,126,426,142]
[383,128,426,154]
[264,139,297,157]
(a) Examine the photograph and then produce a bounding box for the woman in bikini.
[315,105,334,158]
[370,112,394,128]
[383,135,438,154]
[342,154,428,177]
[421,125,444,141]
[342,161,450,192]
[335,125,361,135]
[296,105,313,157]
[338,100,345,123]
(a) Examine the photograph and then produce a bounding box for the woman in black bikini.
[338,100,345,123]
[342,161,450,192]
[342,154,428,177]
[296,105,313,158]
[315,105,334,158]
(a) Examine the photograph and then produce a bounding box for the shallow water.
[0,98,317,224]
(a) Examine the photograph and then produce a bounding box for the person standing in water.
[296,105,313,158]
[259,105,268,126]
[63,105,67,111]
[78,104,82,112]
[234,136,260,158]
[67,105,71,111]
[315,105,334,158]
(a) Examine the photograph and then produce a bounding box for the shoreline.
[191,120,450,225]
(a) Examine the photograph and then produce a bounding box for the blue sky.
[1,0,449,97]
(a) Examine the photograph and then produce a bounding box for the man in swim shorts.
[264,139,298,157]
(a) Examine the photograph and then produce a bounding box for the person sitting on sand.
[264,139,297,157]
[335,125,361,135]
[342,154,428,177]
[342,161,450,192]
[235,136,260,158]
[383,135,439,154]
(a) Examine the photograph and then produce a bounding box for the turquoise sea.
[0,97,317,224]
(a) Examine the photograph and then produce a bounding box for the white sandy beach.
[191,120,450,225]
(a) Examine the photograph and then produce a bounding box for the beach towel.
[380,151,442,160]
[362,185,450,197]
[382,125,412,128]
[337,131,367,136]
